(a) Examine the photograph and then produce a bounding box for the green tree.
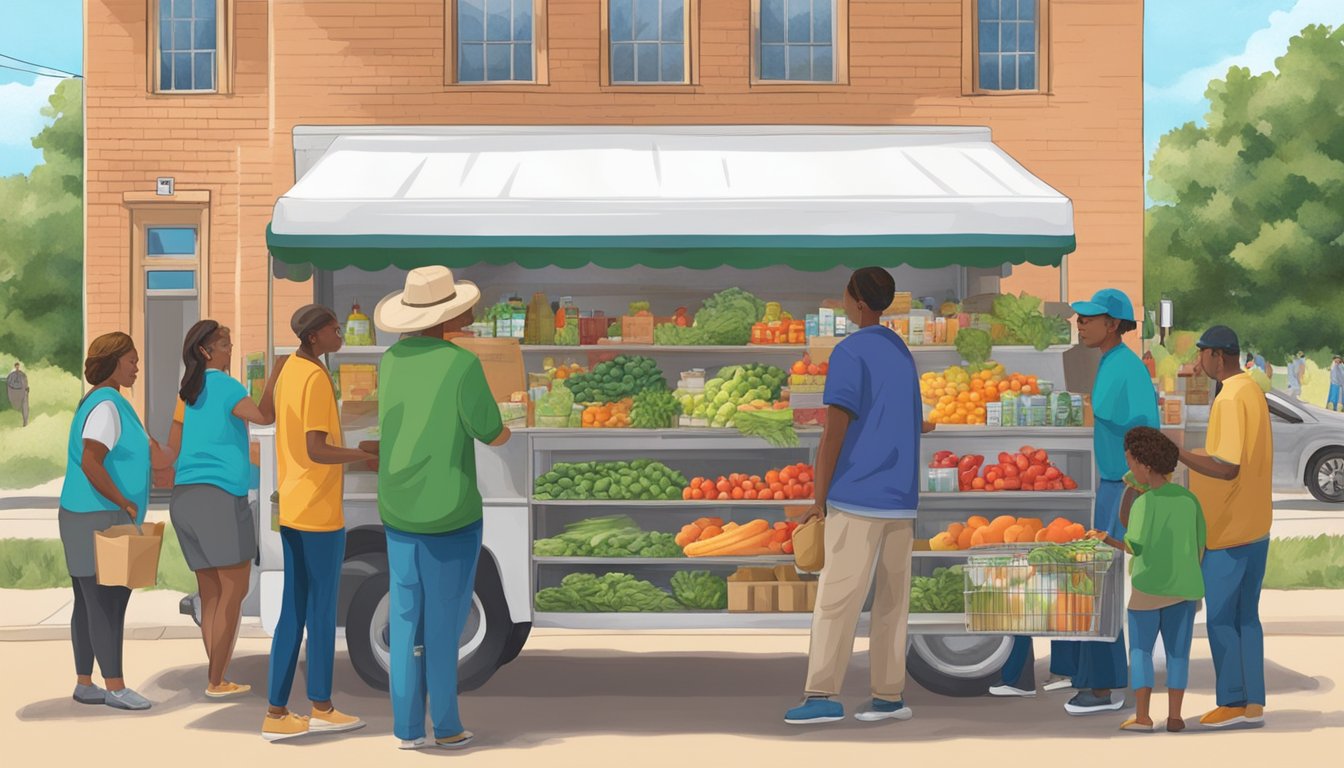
[0,78,83,374]
[1145,23,1344,360]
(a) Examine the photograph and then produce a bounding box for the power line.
[0,63,81,79]
[0,53,80,78]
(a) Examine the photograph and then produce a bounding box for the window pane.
[486,0,511,41]
[147,228,197,256]
[513,0,532,41]
[194,51,214,90]
[634,0,659,41]
[459,0,485,42]
[787,44,811,80]
[159,17,172,50]
[485,42,512,79]
[159,54,172,91]
[195,0,214,21]
[172,0,191,18]
[612,42,635,82]
[813,0,832,44]
[173,52,192,89]
[760,0,785,44]
[636,43,659,82]
[979,0,1000,21]
[146,271,196,291]
[459,42,486,80]
[761,44,786,80]
[1018,21,1036,55]
[787,0,812,43]
[1017,0,1037,22]
[160,0,172,20]
[1000,53,1017,89]
[611,0,634,42]
[513,42,532,80]
[1018,53,1036,90]
[172,20,192,51]
[978,21,999,54]
[813,44,833,82]
[979,54,1000,90]
[660,42,684,81]
[664,0,684,43]
[194,16,216,50]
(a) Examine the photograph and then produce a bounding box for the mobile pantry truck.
[229,125,1119,696]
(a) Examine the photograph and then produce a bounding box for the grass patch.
[0,525,197,593]
[0,352,81,490]
[1264,535,1344,590]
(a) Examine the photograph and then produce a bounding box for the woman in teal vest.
[58,332,153,711]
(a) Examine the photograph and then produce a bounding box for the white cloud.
[1145,0,1344,105]
[0,77,60,147]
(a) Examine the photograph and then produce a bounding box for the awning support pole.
[266,252,275,367]
[1059,254,1069,303]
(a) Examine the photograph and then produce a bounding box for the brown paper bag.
[95,522,165,589]
[792,518,825,573]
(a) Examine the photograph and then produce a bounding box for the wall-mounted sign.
[156,177,174,196]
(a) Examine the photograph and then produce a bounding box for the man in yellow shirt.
[262,305,378,742]
[1179,326,1272,730]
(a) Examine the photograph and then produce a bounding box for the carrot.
[701,530,776,556]
[684,519,770,556]
[696,525,723,542]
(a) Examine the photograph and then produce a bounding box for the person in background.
[372,267,512,751]
[991,289,1158,712]
[7,361,29,427]
[165,320,285,698]
[1328,356,1343,412]
[785,267,934,726]
[1285,352,1305,399]
[262,305,377,742]
[1088,427,1205,733]
[57,333,153,711]
[1180,326,1272,729]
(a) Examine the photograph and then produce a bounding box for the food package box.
[338,363,378,401]
[727,567,778,612]
[790,391,825,410]
[773,564,802,582]
[777,582,810,612]
[1186,373,1211,405]
[885,292,912,315]
[622,315,655,345]
[793,407,826,427]
[1163,396,1185,426]
[818,308,835,336]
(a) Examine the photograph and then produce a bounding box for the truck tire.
[1306,447,1344,503]
[906,634,1014,697]
[345,554,517,693]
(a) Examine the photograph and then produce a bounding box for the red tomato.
[798,471,812,484]
[1002,463,1020,478]
[774,491,787,500]
[782,539,794,554]
[998,452,1014,465]
[1034,480,1050,491]
[1015,454,1030,471]
[985,469,1001,484]
[742,481,755,491]
[1002,478,1022,491]
[1044,467,1062,481]
[994,479,1006,490]
[803,482,814,498]
[1023,465,1044,482]
[958,455,979,472]
[716,479,731,493]
[731,487,745,500]
[701,481,716,496]
[1062,476,1079,490]
[1032,449,1049,465]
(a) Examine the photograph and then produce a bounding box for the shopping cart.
[962,542,1124,641]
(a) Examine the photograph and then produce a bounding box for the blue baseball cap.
[1069,288,1135,322]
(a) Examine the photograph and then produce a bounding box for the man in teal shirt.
[374,266,511,751]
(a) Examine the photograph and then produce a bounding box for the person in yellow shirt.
[262,305,378,742]
[1179,326,1272,730]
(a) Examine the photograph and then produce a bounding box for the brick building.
[86,0,1142,437]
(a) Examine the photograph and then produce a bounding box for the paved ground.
[3,633,1342,766]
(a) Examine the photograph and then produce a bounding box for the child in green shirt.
[1089,426,1206,733]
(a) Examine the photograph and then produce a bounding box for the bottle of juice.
[345,302,373,347]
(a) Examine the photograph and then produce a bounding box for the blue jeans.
[386,521,483,741]
[1203,539,1269,707]
[268,527,346,708]
[1129,601,1197,690]
[1329,384,1341,410]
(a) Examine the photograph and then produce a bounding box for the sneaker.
[1119,716,1155,732]
[435,731,474,750]
[855,698,914,722]
[784,697,845,725]
[205,681,252,699]
[73,683,106,705]
[1200,706,1249,728]
[1043,676,1074,692]
[104,687,152,711]
[1244,704,1265,723]
[262,712,311,742]
[1064,691,1124,715]
[988,684,1036,698]
[398,738,427,750]
[309,707,365,734]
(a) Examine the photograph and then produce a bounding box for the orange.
[1003,524,1024,544]
[957,527,975,549]
[990,515,1017,530]
[967,515,989,529]
[970,528,988,547]
[948,522,966,541]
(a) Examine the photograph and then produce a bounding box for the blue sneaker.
[784,697,845,725]
[855,698,914,722]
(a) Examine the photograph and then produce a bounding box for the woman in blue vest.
[58,332,153,711]
[165,320,285,698]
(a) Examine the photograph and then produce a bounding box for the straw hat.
[374,266,481,333]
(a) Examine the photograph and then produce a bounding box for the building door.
[141,227,201,444]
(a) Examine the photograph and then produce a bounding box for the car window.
[1266,398,1302,424]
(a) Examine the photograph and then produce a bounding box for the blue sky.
[0,1,1341,192]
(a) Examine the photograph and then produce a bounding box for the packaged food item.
[924,468,959,493]
[789,320,806,345]
[999,392,1019,427]
[986,401,1003,427]
[1164,395,1184,426]
[1049,391,1073,427]
[344,303,374,347]
[909,315,926,346]
[835,316,848,336]
[805,314,819,339]
[819,308,835,336]
[1070,393,1085,426]
[1028,395,1048,427]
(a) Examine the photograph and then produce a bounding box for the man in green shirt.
[1090,427,1205,733]
[373,266,511,751]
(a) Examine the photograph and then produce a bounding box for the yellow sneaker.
[310,707,365,734]
[206,681,252,699]
[1244,704,1265,723]
[262,712,310,742]
[435,731,474,749]
[1200,706,1248,728]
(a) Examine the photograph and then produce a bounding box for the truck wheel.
[906,634,1013,697]
[1307,448,1344,503]
[345,556,516,692]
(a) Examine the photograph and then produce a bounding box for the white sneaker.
[989,684,1037,698]
[1043,677,1074,692]
[398,738,427,750]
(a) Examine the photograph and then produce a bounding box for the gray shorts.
[59,508,129,579]
[169,484,257,571]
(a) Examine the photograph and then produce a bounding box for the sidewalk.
[0,587,269,642]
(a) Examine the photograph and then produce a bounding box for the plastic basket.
[963,543,1122,640]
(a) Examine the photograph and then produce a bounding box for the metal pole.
[267,252,275,366]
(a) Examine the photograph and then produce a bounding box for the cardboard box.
[777,582,810,612]
[885,292,912,315]
[622,315,655,345]
[453,337,526,403]
[94,522,166,589]
[749,583,779,612]
[727,567,777,612]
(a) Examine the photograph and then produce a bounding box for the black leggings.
[71,576,131,679]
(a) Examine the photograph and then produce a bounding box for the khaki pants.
[803,508,914,699]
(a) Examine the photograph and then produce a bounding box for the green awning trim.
[265,226,1075,276]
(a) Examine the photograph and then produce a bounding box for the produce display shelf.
[346,493,526,506]
[919,491,1095,502]
[531,611,963,632]
[533,556,796,566]
[517,427,822,437]
[281,343,1076,357]
[533,499,814,507]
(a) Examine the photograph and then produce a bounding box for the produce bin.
[963,542,1123,641]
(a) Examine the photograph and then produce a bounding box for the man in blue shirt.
[990,288,1159,715]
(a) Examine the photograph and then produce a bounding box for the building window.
[146,227,197,257]
[151,0,230,94]
[752,0,847,84]
[146,270,197,292]
[973,0,1046,93]
[606,0,690,85]
[455,0,539,83]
